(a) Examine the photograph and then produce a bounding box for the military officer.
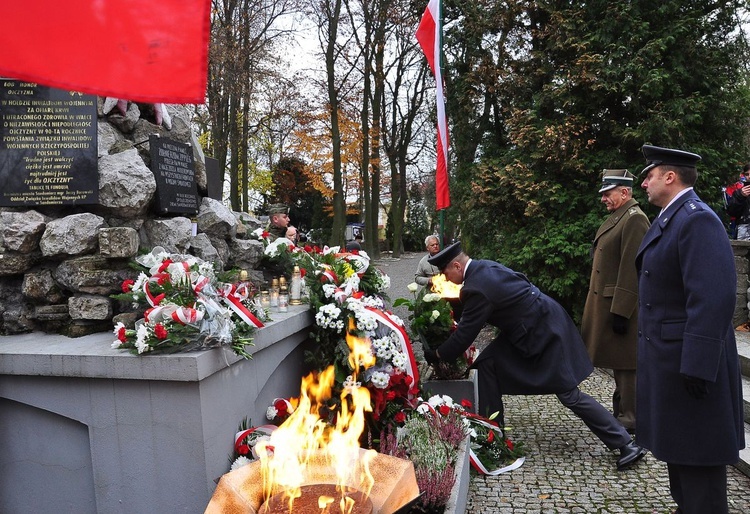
[424,241,648,471]
[581,170,650,433]
[266,203,290,242]
[636,145,744,513]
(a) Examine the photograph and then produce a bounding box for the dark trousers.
[668,463,728,514]
[476,358,631,450]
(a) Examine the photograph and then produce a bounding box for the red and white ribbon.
[365,306,419,387]
[217,283,264,328]
[234,424,277,459]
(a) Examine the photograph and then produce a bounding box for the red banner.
[0,0,210,104]
[416,0,450,210]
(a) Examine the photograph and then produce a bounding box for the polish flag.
[416,0,450,210]
[0,0,210,104]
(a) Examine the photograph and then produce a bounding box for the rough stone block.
[99,227,139,258]
[68,295,113,320]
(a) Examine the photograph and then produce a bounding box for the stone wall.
[732,240,750,328]
[0,100,266,337]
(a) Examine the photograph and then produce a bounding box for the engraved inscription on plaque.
[149,134,199,214]
[0,80,98,206]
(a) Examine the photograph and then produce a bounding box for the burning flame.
[256,319,377,513]
[430,273,462,299]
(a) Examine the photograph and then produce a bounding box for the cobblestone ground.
[375,252,750,514]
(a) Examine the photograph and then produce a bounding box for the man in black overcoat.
[636,145,745,513]
[423,241,647,471]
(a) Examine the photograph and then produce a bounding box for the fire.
[255,319,377,513]
[430,273,462,298]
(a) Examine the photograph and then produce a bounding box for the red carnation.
[506,439,514,451]
[394,411,406,423]
[460,399,473,409]
[237,444,250,455]
[274,399,289,416]
[304,245,313,253]
[121,279,135,293]
[300,268,306,278]
[262,231,270,238]
[438,405,451,416]
[158,259,173,273]
[487,430,495,443]
[154,323,168,340]
[117,327,127,343]
[386,390,396,401]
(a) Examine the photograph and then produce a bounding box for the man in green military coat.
[266,203,290,242]
[581,170,650,433]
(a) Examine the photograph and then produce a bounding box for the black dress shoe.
[616,441,647,471]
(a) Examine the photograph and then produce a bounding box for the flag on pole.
[416,0,450,210]
[0,1,210,104]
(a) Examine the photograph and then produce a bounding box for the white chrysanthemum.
[322,284,337,299]
[416,403,430,415]
[135,324,150,354]
[428,394,454,409]
[361,295,384,309]
[111,340,122,349]
[132,271,149,292]
[345,296,365,311]
[385,312,405,327]
[372,337,393,360]
[112,321,125,335]
[391,351,407,369]
[378,273,391,290]
[231,456,252,471]
[407,282,419,292]
[167,262,187,283]
[343,274,360,295]
[334,320,345,332]
[354,310,378,332]
[369,370,390,389]
[266,406,278,420]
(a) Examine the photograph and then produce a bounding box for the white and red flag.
[0,0,210,104]
[416,0,450,210]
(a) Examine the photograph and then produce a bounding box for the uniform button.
[638,330,642,336]
[644,270,650,276]
[646,336,651,341]
[645,303,651,309]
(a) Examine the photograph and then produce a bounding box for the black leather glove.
[682,374,709,399]
[612,314,628,335]
[423,347,440,366]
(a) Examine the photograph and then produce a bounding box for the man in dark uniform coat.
[636,145,745,514]
[581,170,650,433]
[423,242,647,471]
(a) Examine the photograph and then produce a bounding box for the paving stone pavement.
[375,252,750,514]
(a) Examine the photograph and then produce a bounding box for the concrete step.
[735,331,750,478]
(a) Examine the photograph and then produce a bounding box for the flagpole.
[438,0,445,249]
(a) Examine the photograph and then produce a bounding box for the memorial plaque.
[149,134,199,214]
[0,80,98,206]
[205,156,222,200]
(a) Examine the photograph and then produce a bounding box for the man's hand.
[423,347,440,365]
[612,314,628,335]
[682,374,709,399]
[742,184,750,197]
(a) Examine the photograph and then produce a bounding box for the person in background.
[636,145,744,514]
[285,225,298,245]
[725,163,750,239]
[266,204,290,242]
[423,241,648,472]
[581,170,650,434]
[414,235,441,288]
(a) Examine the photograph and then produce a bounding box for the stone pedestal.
[422,369,479,414]
[0,306,313,513]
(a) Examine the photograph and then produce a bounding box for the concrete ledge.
[0,305,315,513]
[0,305,311,381]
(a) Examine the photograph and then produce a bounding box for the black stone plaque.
[205,156,222,200]
[0,80,98,206]
[149,134,199,214]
